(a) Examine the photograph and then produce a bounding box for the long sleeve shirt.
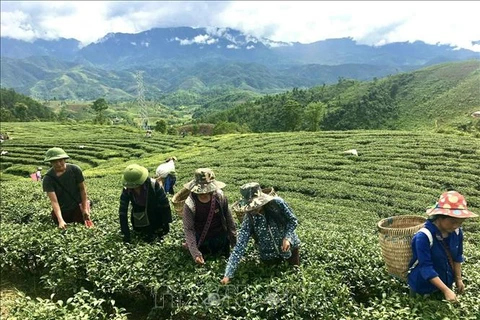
[408,220,464,294]
[119,178,172,240]
[224,198,300,278]
[182,190,237,259]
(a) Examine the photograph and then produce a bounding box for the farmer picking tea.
[119,164,172,243]
[408,191,478,301]
[221,182,301,285]
[42,147,93,229]
[182,168,237,265]
[155,156,177,195]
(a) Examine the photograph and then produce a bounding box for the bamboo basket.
[377,215,426,280]
[233,187,277,222]
[171,187,190,218]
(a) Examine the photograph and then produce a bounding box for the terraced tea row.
[1,123,479,319]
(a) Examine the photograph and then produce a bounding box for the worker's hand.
[220,277,230,285]
[443,288,457,302]
[58,220,67,230]
[195,255,205,265]
[281,238,291,252]
[456,279,465,294]
[83,211,91,220]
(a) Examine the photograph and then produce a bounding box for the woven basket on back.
[171,187,191,218]
[233,187,277,222]
[377,215,426,280]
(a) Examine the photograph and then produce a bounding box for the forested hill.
[198,60,480,131]
[0,88,56,121]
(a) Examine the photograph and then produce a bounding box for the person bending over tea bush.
[182,168,237,265]
[221,182,301,284]
[42,147,93,229]
[119,164,172,243]
[155,156,177,195]
[408,191,478,301]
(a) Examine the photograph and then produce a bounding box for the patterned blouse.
[224,198,300,278]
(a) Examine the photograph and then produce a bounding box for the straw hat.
[122,164,149,188]
[231,182,275,213]
[426,191,478,218]
[183,168,225,194]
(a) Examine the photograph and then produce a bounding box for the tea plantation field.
[1,122,479,319]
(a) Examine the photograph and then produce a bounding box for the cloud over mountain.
[1,1,479,52]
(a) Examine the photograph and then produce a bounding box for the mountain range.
[1,27,479,101]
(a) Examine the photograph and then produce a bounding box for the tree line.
[0,88,56,121]
[199,78,400,132]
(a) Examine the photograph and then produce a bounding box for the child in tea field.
[119,164,172,243]
[42,147,92,229]
[36,166,42,181]
[182,168,237,265]
[221,182,300,284]
[408,191,478,301]
[155,156,177,195]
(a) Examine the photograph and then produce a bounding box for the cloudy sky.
[1,1,480,51]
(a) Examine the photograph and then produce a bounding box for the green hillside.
[201,60,480,132]
[1,122,479,319]
[1,54,418,102]
[393,61,480,129]
[0,87,56,121]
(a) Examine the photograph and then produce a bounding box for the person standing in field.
[182,168,237,265]
[119,164,172,243]
[408,190,478,301]
[42,147,92,229]
[155,156,177,195]
[221,182,301,284]
[36,166,43,181]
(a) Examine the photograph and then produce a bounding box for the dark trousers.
[262,247,300,266]
[198,234,230,257]
[51,206,84,224]
[134,223,170,242]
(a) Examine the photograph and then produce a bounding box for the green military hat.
[44,147,69,162]
[123,164,149,188]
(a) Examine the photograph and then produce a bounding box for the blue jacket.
[407,220,464,294]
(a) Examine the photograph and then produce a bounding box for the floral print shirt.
[224,198,300,278]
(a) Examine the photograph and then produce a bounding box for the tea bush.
[1,123,479,319]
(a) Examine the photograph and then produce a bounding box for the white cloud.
[1,1,479,51]
[174,34,218,46]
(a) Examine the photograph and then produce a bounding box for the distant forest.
[0,88,55,122]
[1,60,479,135]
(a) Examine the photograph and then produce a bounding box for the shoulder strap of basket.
[197,194,217,247]
[150,178,155,189]
[247,213,259,244]
[409,227,433,272]
[419,228,433,247]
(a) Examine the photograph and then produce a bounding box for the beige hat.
[183,168,225,194]
[231,182,275,213]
